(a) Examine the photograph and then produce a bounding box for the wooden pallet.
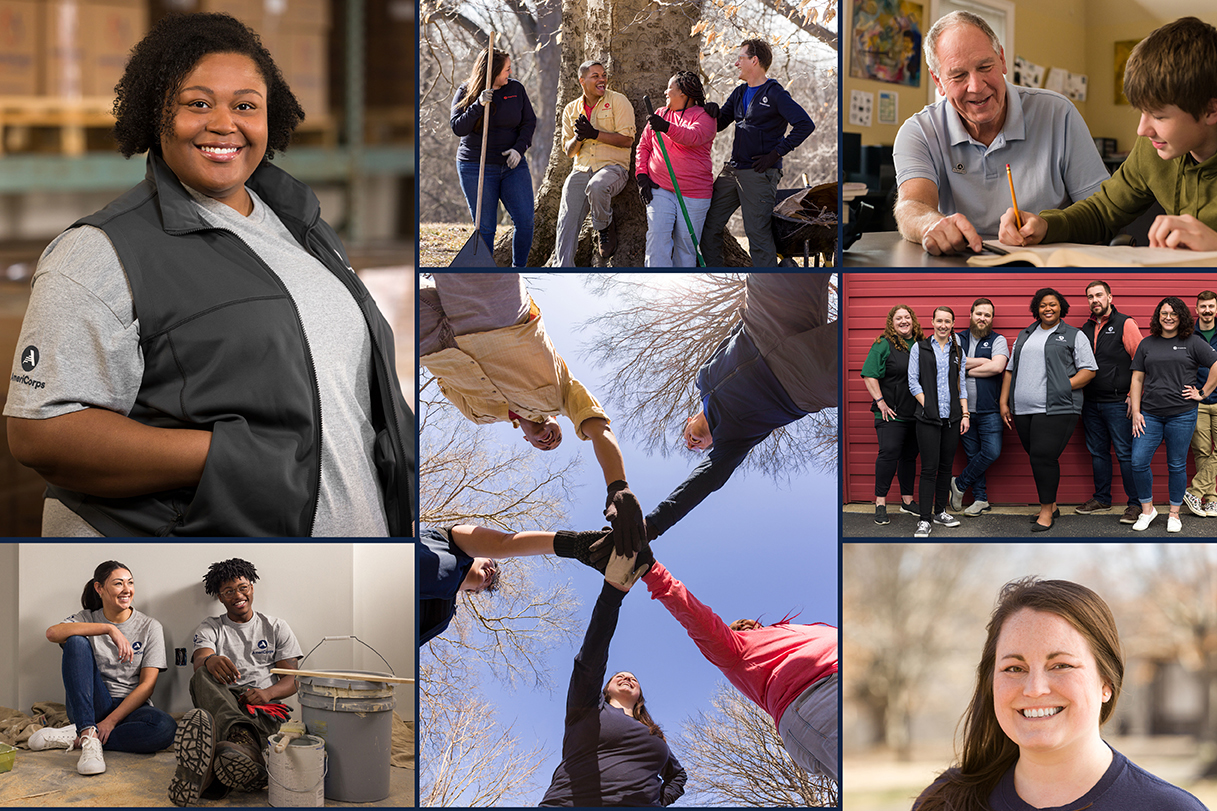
[0,96,117,157]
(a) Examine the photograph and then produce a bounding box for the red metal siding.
[843,272,1216,505]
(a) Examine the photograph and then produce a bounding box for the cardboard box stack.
[43,0,149,98]
[0,0,40,95]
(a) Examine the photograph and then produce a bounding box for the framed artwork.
[850,0,924,87]
[1114,39,1141,105]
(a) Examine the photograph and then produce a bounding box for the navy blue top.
[539,583,687,807]
[1198,326,1217,405]
[419,527,474,645]
[646,322,808,537]
[451,78,537,165]
[715,78,814,170]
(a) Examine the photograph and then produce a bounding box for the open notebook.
[966,241,1217,267]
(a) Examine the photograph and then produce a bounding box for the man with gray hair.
[893,11,1107,255]
[555,59,636,264]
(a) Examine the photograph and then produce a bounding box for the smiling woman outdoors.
[2,13,414,537]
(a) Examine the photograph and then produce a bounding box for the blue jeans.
[1131,410,1199,507]
[645,187,712,267]
[61,636,176,753]
[457,159,535,267]
[955,410,1002,501]
[1082,399,1137,507]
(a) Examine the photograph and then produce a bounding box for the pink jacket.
[642,562,838,727]
[635,105,716,199]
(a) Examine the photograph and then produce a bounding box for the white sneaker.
[1206,500,1217,518]
[963,500,991,516]
[949,477,964,512]
[932,510,961,527]
[1132,508,1158,531]
[28,723,77,750]
[1184,492,1206,518]
[914,520,932,538]
[1167,514,1183,533]
[77,732,105,775]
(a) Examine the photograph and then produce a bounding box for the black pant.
[1013,413,1079,504]
[874,418,918,499]
[916,418,960,520]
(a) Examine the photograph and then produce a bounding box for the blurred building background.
[843,543,1217,810]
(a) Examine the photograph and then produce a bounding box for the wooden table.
[843,230,998,267]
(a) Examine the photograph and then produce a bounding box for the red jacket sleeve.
[642,562,744,672]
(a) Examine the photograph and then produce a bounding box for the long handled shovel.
[450,33,499,267]
[642,95,705,267]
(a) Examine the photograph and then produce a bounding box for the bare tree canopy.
[578,273,838,476]
[678,682,839,807]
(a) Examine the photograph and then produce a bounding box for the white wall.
[0,543,18,708]
[12,543,414,719]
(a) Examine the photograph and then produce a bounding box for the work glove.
[604,479,645,557]
[502,148,521,168]
[479,88,495,105]
[553,527,614,573]
[604,538,656,591]
[751,150,781,173]
[703,101,720,120]
[244,703,291,722]
[575,114,599,142]
[637,173,656,206]
[647,112,670,134]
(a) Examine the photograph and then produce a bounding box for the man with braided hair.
[421,524,615,645]
[168,558,302,806]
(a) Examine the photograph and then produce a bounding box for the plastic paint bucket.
[298,672,396,802]
[266,733,326,808]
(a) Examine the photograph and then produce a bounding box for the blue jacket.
[419,527,474,645]
[451,78,537,165]
[1199,327,1217,405]
[716,78,814,170]
[646,322,807,537]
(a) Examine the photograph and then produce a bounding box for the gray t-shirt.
[964,332,1008,407]
[5,185,388,537]
[61,608,167,700]
[191,611,303,690]
[1009,325,1097,413]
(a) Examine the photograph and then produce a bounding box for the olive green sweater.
[1040,135,1217,244]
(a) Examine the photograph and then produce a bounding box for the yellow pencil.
[1006,163,1023,231]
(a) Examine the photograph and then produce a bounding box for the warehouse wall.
[843,271,1216,505]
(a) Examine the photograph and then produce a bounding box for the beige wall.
[843,0,1214,152]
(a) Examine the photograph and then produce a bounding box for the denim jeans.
[1082,399,1137,507]
[645,187,712,267]
[1131,409,1199,507]
[457,159,535,267]
[61,636,176,753]
[955,410,1002,501]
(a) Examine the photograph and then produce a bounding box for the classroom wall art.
[850,0,923,87]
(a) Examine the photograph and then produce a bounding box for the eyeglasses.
[220,584,252,599]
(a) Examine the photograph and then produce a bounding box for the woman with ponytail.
[28,560,175,775]
[636,71,717,266]
[915,577,1204,811]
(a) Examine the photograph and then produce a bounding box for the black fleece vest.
[914,337,962,424]
[958,329,1002,413]
[47,156,414,536]
[872,338,917,419]
[1082,307,1133,403]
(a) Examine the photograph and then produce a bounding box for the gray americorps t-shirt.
[61,608,167,701]
[191,611,303,690]
[4,184,388,537]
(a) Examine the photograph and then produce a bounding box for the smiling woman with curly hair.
[4,12,414,538]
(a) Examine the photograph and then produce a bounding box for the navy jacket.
[716,78,814,170]
[50,154,415,536]
[646,321,807,537]
[419,527,474,645]
[451,78,537,165]
[540,583,687,807]
[1199,326,1217,405]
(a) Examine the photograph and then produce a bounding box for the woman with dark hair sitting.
[451,47,537,267]
[914,577,1205,810]
[636,71,717,266]
[862,304,924,524]
[1128,296,1217,532]
[4,12,414,537]
[539,573,687,806]
[29,561,175,776]
[999,288,1096,532]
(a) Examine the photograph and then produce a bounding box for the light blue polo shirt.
[894,82,1108,235]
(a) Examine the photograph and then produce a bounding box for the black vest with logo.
[1081,307,1133,403]
[913,336,962,424]
[46,155,415,536]
[1010,320,1084,416]
[958,329,1002,413]
[871,337,917,419]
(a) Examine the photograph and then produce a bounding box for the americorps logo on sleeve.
[21,345,38,371]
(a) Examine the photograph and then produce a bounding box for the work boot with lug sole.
[598,221,618,259]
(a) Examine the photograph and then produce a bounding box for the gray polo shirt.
[61,608,167,700]
[191,611,303,690]
[894,82,1108,235]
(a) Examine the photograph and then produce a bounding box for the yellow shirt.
[562,88,636,173]
[421,299,609,439]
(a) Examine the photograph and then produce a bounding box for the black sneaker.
[899,500,920,515]
[874,504,889,525]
